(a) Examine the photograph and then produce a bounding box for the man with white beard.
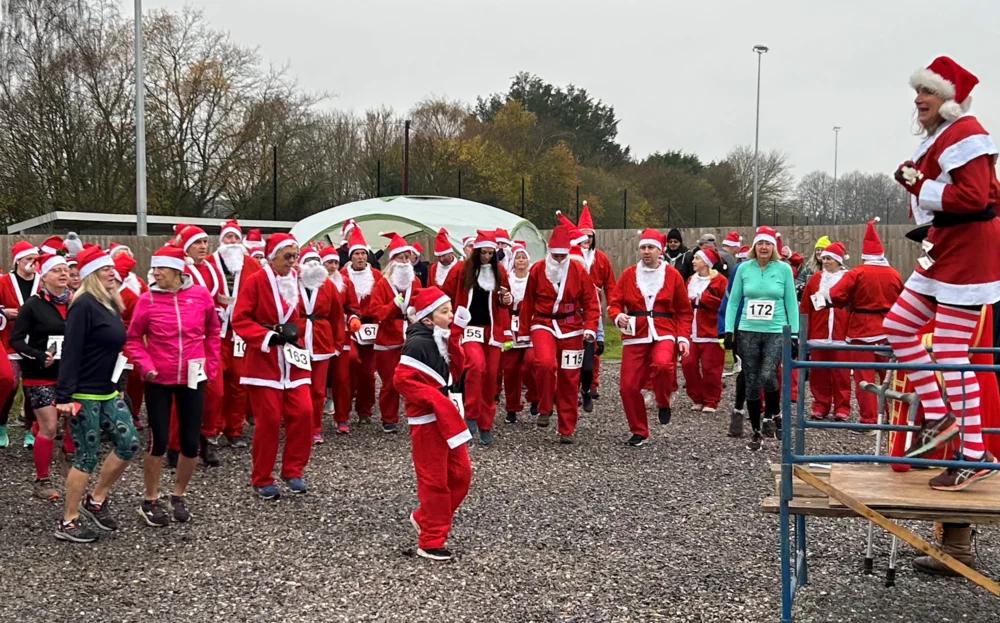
[204,219,262,447]
[341,227,384,426]
[231,233,313,499]
[516,225,599,443]
[427,228,459,288]
[295,245,345,445]
[607,229,693,447]
[322,246,355,433]
[368,233,422,434]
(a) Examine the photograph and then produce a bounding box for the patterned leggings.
[737,330,783,397]
[66,395,141,473]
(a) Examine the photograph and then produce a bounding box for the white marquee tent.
[289,196,546,260]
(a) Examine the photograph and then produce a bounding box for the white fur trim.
[219,225,242,242]
[473,240,497,250]
[434,248,453,257]
[547,246,569,254]
[695,250,713,266]
[267,238,297,260]
[819,250,843,264]
[906,271,1000,306]
[388,245,417,259]
[909,67,956,100]
[414,294,450,322]
[753,233,776,246]
[918,179,946,211]
[938,133,998,173]
[300,249,321,263]
[79,255,114,280]
[638,238,663,250]
[40,255,67,275]
[182,231,208,252]
[939,100,963,121]
[447,429,473,449]
[151,255,186,272]
[13,247,39,264]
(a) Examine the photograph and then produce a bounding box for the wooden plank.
[828,464,1000,512]
[761,496,1000,524]
[770,464,829,498]
[794,466,1000,596]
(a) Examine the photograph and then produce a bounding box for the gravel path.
[0,365,997,623]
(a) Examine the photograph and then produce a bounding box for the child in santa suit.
[799,242,851,422]
[681,247,728,413]
[394,287,473,561]
[502,242,538,423]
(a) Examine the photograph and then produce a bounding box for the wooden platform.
[762,464,1000,524]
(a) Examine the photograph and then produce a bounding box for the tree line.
[0,1,909,229]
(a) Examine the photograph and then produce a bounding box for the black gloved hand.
[790,336,799,354]
[723,332,734,351]
[595,341,605,357]
[277,322,299,345]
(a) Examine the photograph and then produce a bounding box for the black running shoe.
[200,436,220,467]
[79,495,118,531]
[761,418,776,439]
[657,407,671,425]
[627,434,647,447]
[417,547,453,561]
[747,432,763,452]
[55,517,99,543]
[505,411,517,424]
[382,422,398,434]
[171,495,191,523]
[227,436,248,449]
[773,415,783,440]
[530,402,539,416]
[592,390,601,400]
[582,391,594,413]
[536,413,551,428]
[138,500,169,527]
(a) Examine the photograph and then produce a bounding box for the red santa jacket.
[685,271,727,343]
[443,263,512,346]
[0,272,40,358]
[395,319,471,450]
[799,270,849,343]
[230,265,311,390]
[185,259,222,299]
[296,279,345,361]
[586,249,617,306]
[608,262,693,346]
[517,259,599,341]
[329,273,354,354]
[119,282,140,361]
[828,263,903,342]
[369,274,421,350]
[428,259,460,289]
[507,270,532,349]
[207,251,262,339]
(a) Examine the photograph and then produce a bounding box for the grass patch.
[599,322,735,366]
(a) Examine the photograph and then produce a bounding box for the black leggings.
[738,330,782,433]
[145,382,204,458]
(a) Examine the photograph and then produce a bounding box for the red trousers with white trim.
[376,348,402,424]
[168,368,223,451]
[808,348,852,419]
[410,422,472,550]
[681,341,725,409]
[248,384,313,487]
[351,343,377,417]
[850,349,888,423]
[309,358,332,435]
[531,330,584,436]
[462,341,502,430]
[621,340,676,438]
[503,347,538,412]
[217,338,250,438]
[331,348,352,423]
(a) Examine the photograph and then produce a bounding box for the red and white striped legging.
[883,289,985,460]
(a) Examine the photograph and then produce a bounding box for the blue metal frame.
[777,318,1000,623]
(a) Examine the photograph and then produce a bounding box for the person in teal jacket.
[723,226,798,451]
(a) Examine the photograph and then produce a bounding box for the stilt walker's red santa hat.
[380,232,416,260]
[820,241,849,265]
[910,56,979,122]
[638,228,665,251]
[347,227,368,257]
[433,228,453,257]
[862,217,886,262]
[722,231,742,249]
[577,201,595,234]
[243,229,264,251]
[408,286,452,323]
[219,219,242,244]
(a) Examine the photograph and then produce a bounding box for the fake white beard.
[348,264,374,299]
[582,248,595,270]
[328,270,345,292]
[388,261,414,292]
[276,272,299,308]
[123,272,142,296]
[477,264,496,291]
[433,325,450,362]
[299,261,328,290]
[544,255,567,286]
[687,272,712,301]
[636,262,666,299]
[509,274,528,305]
[219,244,246,274]
[819,269,845,295]
[434,260,454,287]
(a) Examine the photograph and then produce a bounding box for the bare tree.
[722,144,795,218]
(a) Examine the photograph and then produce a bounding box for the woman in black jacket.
[11,254,71,501]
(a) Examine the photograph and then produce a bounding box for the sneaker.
[283,477,308,494]
[657,407,671,425]
[505,411,518,424]
[137,500,169,527]
[849,428,877,436]
[312,433,325,445]
[558,434,575,444]
[33,477,60,501]
[206,434,221,446]
[747,432,763,452]
[170,495,191,523]
[255,484,281,500]
[592,390,601,400]
[809,412,829,421]
[773,416,783,441]
[479,430,493,446]
[79,495,118,531]
[323,398,334,415]
[417,547,453,561]
[728,410,745,438]
[336,422,350,434]
[929,452,1000,492]
[358,415,372,426]
[0,424,8,447]
[382,422,398,434]
[627,434,647,447]
[905,413,959,459]
[465,418,478,434]
[200,436,220,467]
[409,512,421,535]
[536,413,551,428]
[530,402,539,416]
[227,436,248,449]
[23,431,34,448]
[582,391,594,413]
[762,418,776,439]
[833,412,850,422]
[55,517,99,543]
[702,406,717,414]
[692,404,704,412]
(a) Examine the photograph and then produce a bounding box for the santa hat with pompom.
[723,231,742,248]
[381,232,416,260]
[696,246,721,267]
[39,236,65,255]
[433,228,453,256]
[243,229,264,250]
[820,241,849,265]
[638,228,665,251]
[173,224,208,253]
[219,219,242,244]
[862,217,885,261]
[347,227,368,257]
[577,201,595,234]
[407,286,451,323]
[909,56,979,122]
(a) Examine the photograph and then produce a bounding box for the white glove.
[454,306,472,329]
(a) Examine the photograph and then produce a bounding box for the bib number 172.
[746,300,775,321]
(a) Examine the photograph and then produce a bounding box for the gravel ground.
[0,365,998,623]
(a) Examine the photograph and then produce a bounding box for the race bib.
[111,353,128,383]
[449,392,466,418]
[621,317,636,336]
[463,326,485,344]
[810,292,827,311]
[510,316,519,334]
[187,358,208,389]
[233,334,246,359]
[283,343,312,371]
[358,323,379,343]
[746,300,775,321]
[46,335,64,360]
[560,349,584,370]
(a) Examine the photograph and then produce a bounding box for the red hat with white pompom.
[820,241,848,265]
[696,247,720,267]
[219,219,242,244]
[433,228,453,256]
[381,232,416,260]
[638,228,665,251]
[909,56,979,122]
[408,286,451,322]
[723,231,742,248]
[862,217,885,260]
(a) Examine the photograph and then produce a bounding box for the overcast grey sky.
[142,0,999,180]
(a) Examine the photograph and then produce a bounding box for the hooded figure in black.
[664,229,687,270]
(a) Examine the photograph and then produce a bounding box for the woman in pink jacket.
[126,245,221,527]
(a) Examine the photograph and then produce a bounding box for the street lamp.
[751,44,769,229]
[832,126,841,225]
[135,0,147,236]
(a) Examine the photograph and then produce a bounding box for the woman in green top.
[723,226,799,451]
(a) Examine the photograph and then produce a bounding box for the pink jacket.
[126,279,222,386]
